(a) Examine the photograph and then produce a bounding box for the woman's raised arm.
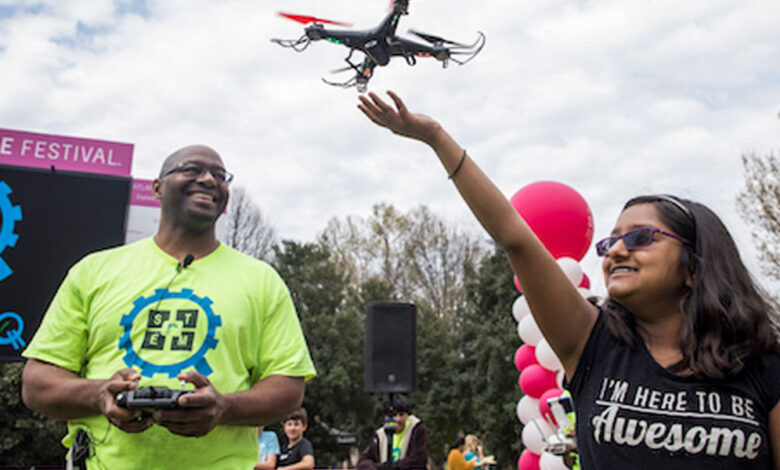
[358,91,598,377]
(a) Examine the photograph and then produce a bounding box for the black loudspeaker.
[365,302,417,393]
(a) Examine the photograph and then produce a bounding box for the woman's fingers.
[386,91,407,115]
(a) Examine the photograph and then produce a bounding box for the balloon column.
[510,182,593,470]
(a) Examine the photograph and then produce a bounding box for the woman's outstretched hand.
[357,91,442,145]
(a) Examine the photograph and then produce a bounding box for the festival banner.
[0,128,133,177]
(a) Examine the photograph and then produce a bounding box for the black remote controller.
[116,386,192,412]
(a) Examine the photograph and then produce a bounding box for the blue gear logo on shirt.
[119,288,222,378]
[0,181,23,282]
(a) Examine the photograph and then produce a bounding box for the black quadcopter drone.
[271,0,485,92]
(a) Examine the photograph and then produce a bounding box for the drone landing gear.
[443,31,486,66]
[406,30,486,68]
[322,52,376,93]
[321,74,370,93]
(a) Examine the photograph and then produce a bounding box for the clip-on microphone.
[151,253,195,314]
[177,253,195,272]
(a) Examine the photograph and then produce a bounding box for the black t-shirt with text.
[569,311,780,469]
[278,438,314,468]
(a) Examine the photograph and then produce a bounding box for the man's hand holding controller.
[105,370,226,437]
[97,368,154,433]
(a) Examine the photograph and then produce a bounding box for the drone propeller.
[330,64,355,74]
[277,11,352,27]
[408,29,470,47]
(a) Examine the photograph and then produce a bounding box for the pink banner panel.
[0,128,133,177]
[129,178,226,212]
[130,178,160,208]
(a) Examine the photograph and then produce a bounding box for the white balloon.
[539,451,569,470]
[535,339,563,372]
[515,395,541,425]
[555,369,565,389]
[577,287,593,298]
[556,257,583,286]
[512,296,532,323]
[521,418,555,455]
[518,314,543,346]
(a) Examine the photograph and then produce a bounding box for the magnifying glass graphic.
[0,312,26,350]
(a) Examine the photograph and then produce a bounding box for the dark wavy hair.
[602,194,780,379]
[384,395,411,415]
[450,435,465,451]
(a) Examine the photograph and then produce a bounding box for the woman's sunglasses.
[595,227,692,257]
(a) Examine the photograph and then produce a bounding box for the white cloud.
[0,0,778,290]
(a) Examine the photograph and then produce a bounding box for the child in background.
[277,408,315,470]
[256,426,280,470]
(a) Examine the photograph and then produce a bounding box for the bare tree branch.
[224,186,277,262]
[737,150,780,283]
[319,202,488,317]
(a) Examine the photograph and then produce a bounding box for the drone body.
[272,0,485,92]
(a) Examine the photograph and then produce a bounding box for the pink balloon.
[509,181,594,261]
[514,344,538,371]
[513,275,523,293]
[518,449,541,470]
[538,388,564,426]
[578,273,590,289]
[519,364,559,398]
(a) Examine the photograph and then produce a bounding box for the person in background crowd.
[256,426,280,470]
[463,435,486,470]
[447,436,475,470]
[357,395,428,470]
[277,408,314,470]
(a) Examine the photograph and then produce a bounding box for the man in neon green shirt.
[21,145,316,469]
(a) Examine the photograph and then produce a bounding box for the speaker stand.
[385,392,395,470]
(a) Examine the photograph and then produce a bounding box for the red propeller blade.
[277,11,351,27]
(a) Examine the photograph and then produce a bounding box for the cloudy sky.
[1,0,778,294]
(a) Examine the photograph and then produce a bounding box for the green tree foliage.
[456,246,524,468]
[737,151,780,284]
[408,301,462,465]
[267,210,522,469]
[0,363,66,466]
[273,240,377,464]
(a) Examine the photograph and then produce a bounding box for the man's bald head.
[159,145,224,176]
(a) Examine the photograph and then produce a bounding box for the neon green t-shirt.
[391,419,410,462]
[23,238,316,469]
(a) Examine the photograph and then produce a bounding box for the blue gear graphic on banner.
[0,181,23,282]
[118,288,222,378]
